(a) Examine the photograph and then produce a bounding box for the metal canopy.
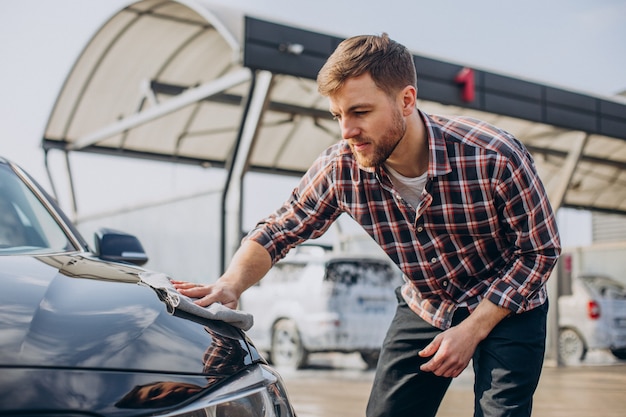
[42,0,626,223]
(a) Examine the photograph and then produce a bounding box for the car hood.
[0,253,259,374]
[0,253,264,413]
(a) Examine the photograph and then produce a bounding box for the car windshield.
[0,164,75,254]
[583,276,626,298]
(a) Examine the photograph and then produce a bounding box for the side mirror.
[94,228,149,266]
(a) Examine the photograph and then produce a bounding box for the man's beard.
[349,108,406,168]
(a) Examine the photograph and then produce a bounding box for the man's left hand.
[418,300,511,378]
[418,323,479,378]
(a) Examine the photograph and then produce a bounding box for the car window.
[0,164,73,254]
[324,261,397,286]
[583,276,626,298]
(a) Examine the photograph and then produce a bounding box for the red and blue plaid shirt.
[247,111,561,329]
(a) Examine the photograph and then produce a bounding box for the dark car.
[0,157,296,416]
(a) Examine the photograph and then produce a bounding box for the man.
[174,33,561,417]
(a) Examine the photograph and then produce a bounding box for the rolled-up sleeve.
[484,149,561,313]
[245,150,342,264]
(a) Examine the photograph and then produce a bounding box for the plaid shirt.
[247,111,561,329]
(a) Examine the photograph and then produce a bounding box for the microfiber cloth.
[138,272,253,331]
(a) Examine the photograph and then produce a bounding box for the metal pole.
[220,70,274,274]
[545,132,589,365]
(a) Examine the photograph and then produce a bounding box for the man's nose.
[340,119,360,140]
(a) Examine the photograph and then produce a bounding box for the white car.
[240,246,403,369]
[558,274,626,365]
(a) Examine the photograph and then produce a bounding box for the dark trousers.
[366,288,547,417]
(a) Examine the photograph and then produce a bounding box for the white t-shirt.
[385,165,428,209]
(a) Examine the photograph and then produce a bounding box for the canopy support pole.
[221,70,274,274]
[547,132,590,211]
[545,132,589,366]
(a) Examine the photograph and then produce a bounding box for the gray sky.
[0,0,622,246]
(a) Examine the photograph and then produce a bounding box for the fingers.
[418,338,438,358]
[418,335,468,378]
[171,280,239,309]
[420,354,466,378]
[179,286,217,306]
[171,280,201,290]
[418,338,440,373]
[171,281,215,305]
[197,294,238,310]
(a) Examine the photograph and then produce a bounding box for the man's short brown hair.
[317,33,417,97]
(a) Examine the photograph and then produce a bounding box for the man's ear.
[400,85,417,116]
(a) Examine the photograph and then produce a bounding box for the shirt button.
[417,226,424,232]
[431,257,437,263]
[442,280,448,287]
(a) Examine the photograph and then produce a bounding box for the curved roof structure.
[42,0,626,265]
[44,0,338,175]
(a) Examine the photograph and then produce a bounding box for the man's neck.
[386,112,429,178]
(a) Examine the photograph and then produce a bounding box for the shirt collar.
[419,110,452,178]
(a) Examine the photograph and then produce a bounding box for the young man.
[174,33,561,417]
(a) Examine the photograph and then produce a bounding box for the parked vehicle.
[558,274,626,365]
[240,245,403,369]
[0,157,295,416]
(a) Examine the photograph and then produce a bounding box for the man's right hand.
[172,280,240,309]
[172,240,272,309]
[172,240,273,310]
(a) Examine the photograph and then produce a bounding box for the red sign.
[454,67,475,102]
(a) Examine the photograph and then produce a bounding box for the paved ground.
[278,351,626,417]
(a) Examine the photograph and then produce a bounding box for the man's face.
[329,73,406,168]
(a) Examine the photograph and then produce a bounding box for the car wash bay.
[40,0,626,368]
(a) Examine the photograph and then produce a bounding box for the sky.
[0,0,624,246]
